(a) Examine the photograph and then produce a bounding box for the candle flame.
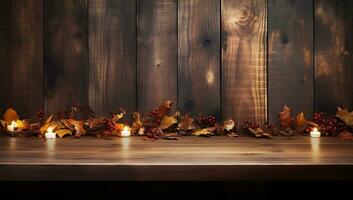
[123,126,129,131]
[47,127,54,133]
[312,127,318,132]
[11,121,16,127]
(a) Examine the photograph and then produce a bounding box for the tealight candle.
[7,121,16,132]
[45,127,56,139]
[310,127,321,138]
[120,126,131,137]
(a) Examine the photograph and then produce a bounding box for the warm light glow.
[120,126,131,137]
[310,127,321,138]
[7,121,16,132]
[47,127,54,133]
[45,126,56,139]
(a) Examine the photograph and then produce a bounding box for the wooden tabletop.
[0,136,353,181]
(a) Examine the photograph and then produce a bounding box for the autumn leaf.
[279,105,292,128]
[87,117,104,129]
[0,120,6,128]
[55,129,72,138]
[66,119,86,137]
[132,112,143,134]
[159,115,177,130]
[39,114,54,134]
[156,100,173,119]
[336,107,353,126]
[294,112,308,130]
[178,114,196,131]
[248,127,271,139]
[15,120,29,131]
[338,130,353,140]
[3,108,19,122]
[192,126,217,136]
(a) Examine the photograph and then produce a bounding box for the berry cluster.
[195,115,217,127]
[148,108,159,117]
[104,119,116,132]
[313,112,346,135]
[243,120,260,129]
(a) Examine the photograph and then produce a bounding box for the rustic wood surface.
[89,0,136,116]
[315,0,353,114]
[0,136,353,181]
[137,0,177,113]
[178,0,221,119]
[268,0,314,124]
[0,0,43,118]
[221,0,267,123]
[44,0,89,115]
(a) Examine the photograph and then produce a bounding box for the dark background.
[0,182,352,199]
[0,0,352,123]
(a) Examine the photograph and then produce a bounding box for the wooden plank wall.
[0,0,353,123]
[268,0,314,123]
[0,0,43,118]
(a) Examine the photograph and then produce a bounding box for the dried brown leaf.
[248,127,271,139]
[192,126,217,136]
[178,114,196,131]
[159,115,177,130]
[294,112,308,129]
[336,107,353,126]
[338,130,353,140]
[279,105,292,128]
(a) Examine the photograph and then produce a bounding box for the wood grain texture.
[0,0,43,118]
[315,0,353,114]
[222,0,267,123]
[137,0,177,113]
[178,0,221,119]
[44,0,88,115]
[0,136,353,181]
[268,0,313,123]
[89,0,136,116]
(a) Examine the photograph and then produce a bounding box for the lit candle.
[45,127,56,139]
[7,121,16,132]
[120,126,131,137]
[310,127,321,138]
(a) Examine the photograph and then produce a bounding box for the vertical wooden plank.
[268,0,313,123]
[222,0,267,123]
[178,0,221,118]
[89,0,136,116]
[315,0,353,113]
[44,0,88,115]
[137,0,177,113]
[0,0,43,118]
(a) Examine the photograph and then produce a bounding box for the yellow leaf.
[55,129,72,138]
[3,108,19,122]
[15,120,29,131]
[159,115,177,130]
[192,126,217,136]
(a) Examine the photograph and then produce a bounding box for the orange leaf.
[278,105,292,128]
[3,108,19,122]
